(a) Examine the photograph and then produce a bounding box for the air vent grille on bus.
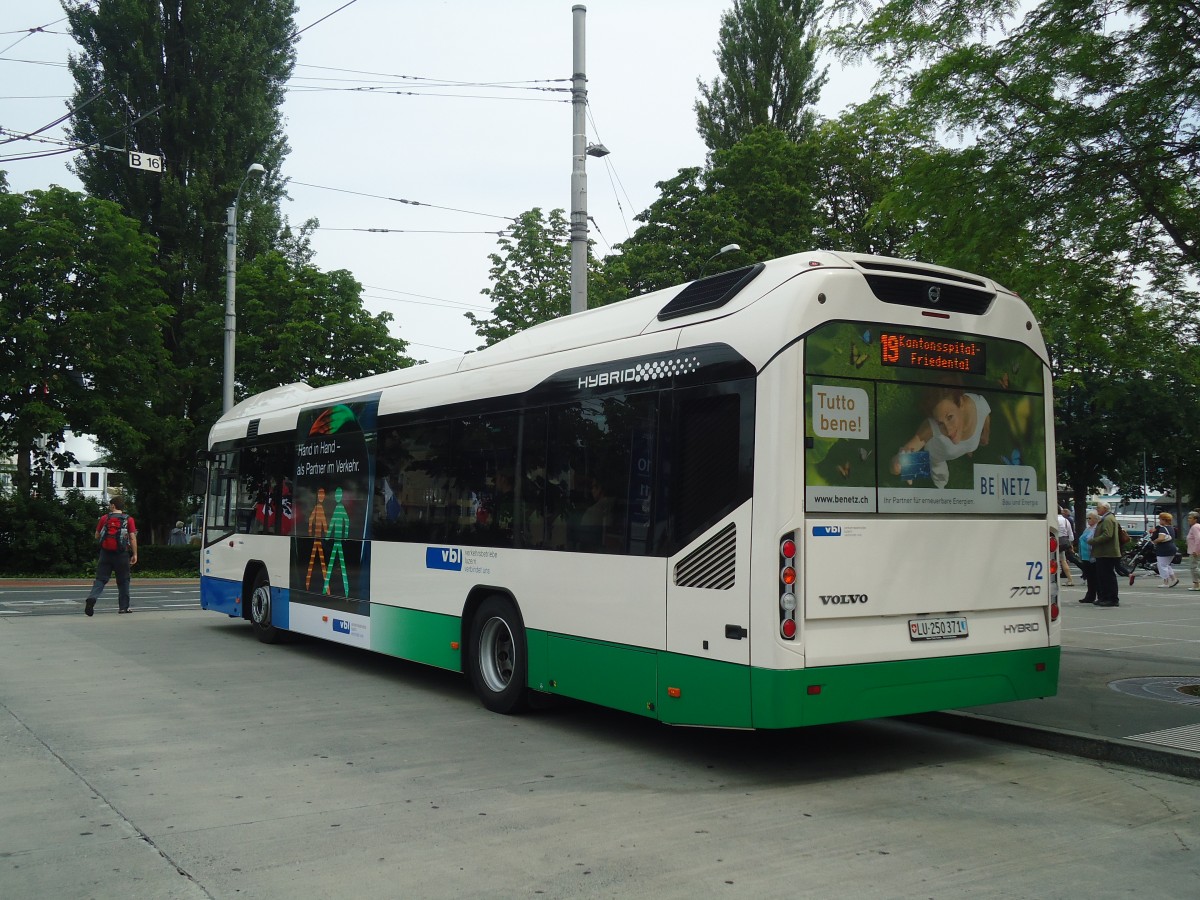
[857,260,987,288]
[673,523,736,590]
[864,274,996,315]
[657,263,765,321]
[247,419,260,439]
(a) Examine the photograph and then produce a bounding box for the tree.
[610,126,819,295]
[58,1,400,537]
[61,0,297,536]
[695,0,827,152]
[466,209,621,348]
[804,96,929,256]
[231,227,414,393]
[0,186,166,498]
[828,0,1200,280]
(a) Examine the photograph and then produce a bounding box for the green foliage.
[466,209,619,347]
[608,126,819,295]
[226,232,414,393]
[54,2,415,539]
[0,491,105,576]
[695,0,827,152]
[60,1,298,539]
[828,0,1200,278]
[138,543,200,575]
[0,186,168,496]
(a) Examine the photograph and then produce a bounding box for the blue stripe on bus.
[200,576,242,616]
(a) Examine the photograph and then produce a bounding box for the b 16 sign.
[128,151,163,173]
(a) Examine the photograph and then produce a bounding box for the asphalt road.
[2,604,1198,899]
[0,580,201,617]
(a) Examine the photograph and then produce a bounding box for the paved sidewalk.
[922,569,1200,778]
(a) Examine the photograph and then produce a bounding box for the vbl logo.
[332,619,351,634]
[426,546,463,571]
[813,526,842,537]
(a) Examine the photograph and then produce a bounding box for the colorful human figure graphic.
[324,487,351,596]
[305,487,329,592]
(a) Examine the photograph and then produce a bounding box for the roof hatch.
[657,263,765,321]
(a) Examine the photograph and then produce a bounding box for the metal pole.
[223,204,237,413]
[569,4,587,315]
[222,163,265,413]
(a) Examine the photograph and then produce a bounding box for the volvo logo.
[927,285,942,304]
[819,594,868,605]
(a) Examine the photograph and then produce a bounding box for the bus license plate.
[909,617,969,641]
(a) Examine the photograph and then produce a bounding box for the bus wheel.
[249,570,281,644]
[468,597,528,714]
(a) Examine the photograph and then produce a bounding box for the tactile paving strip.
[1126,724,1200,752]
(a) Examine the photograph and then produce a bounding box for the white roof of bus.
[209,250,1017,445]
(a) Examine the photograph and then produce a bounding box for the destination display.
[879,331,986,375]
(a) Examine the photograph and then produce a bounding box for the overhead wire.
[586,105,635,240]
[289,180,516,222]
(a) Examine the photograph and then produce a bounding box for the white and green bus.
[199,250,1060,728]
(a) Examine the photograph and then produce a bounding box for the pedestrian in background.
[1077,509,1099,604]
[1186,510,1200,591]
[168,520,186,545]
[85,497,139,616]
[1088,500,1121,607]
[1152,511,1180,588]
[1056,506,1076,586]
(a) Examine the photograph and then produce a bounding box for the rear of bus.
[751,257,1060,727]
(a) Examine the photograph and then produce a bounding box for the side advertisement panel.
[288,394,380,647]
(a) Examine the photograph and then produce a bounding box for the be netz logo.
[426,547,463,571]
[812,526,842,537]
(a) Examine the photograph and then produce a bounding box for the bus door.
[662,505,754,726]
[660,380,756,725]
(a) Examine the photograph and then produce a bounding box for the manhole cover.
[1110,676,1200,706]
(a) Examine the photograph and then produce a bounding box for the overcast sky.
[2,0,878,372]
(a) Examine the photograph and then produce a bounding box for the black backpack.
[99,513,131,553]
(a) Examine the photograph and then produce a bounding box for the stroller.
[1118,532,1182,578]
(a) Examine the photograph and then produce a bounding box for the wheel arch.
[240,560,269,621]
[460,584,521,651]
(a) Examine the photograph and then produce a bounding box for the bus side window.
[667,382,753,552]
[548,392,658,556]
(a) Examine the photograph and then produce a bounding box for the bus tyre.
[468,597,528,714]
[249,570,281,644]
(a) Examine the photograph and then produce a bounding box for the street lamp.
[698,243,742,279]
[223,162,266,413]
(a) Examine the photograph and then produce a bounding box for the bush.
[138,544,200,575]
[0,491,105,576]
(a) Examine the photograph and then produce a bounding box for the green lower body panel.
[528,632,1058,729]
[369,609,1059,730]
[749,648,1061,729]
[370,604,463,672]
[531,633,659,719]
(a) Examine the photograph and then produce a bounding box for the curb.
[907,711,1200,781]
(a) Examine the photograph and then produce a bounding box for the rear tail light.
[780,533,797,640]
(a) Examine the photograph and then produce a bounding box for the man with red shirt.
[84,496,139,616]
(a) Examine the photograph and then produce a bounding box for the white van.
[1093,493,1175,538]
